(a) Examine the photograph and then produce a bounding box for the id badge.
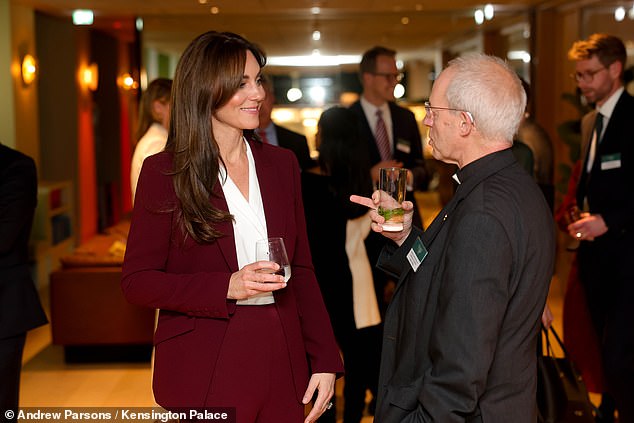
[601,153,621,170]
[396,138,411,154]
[407,237,428,272]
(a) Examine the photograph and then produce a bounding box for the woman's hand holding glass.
[255,237,291,283]
[227,238,291,300]
[226,261,287,300]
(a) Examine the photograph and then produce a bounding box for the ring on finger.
[326,402,333,410]
[576,232,582,239]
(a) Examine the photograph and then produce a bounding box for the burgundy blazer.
[121,139,343,408]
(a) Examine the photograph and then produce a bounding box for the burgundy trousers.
[205,304,304,423]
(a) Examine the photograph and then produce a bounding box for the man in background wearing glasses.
[351,53,555,423]
[567,33,634,423]
[350,46,430,227]
[347,46,431,422]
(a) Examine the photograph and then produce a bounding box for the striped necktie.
[375,109,391,161]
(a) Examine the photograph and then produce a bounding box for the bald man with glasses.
[567,33,634,423]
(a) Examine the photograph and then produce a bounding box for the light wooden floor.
[19,191,587,420]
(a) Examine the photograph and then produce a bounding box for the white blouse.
[220,139,274,305]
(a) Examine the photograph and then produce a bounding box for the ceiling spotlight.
[312,30,321,41]
[401,17,410,25]
[287,88,303,102]
[629,6,634,20]
[614,6,625,21]
[72,9,94,25]
[484,4,494,20]
[474,9,484,25]
[135,17,143,32]
[311,6,321,15]
[210,6,219,14]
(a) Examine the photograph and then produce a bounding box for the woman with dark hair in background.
[303,106,382,423]
[130,77,172,202]
[121,31,342,423]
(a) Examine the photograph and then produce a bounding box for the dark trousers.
[0,333,27,417]
[338,324,382,423]
[578,240,634,423]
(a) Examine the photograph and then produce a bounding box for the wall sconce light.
[80,62,99,91]
[21,54,37,86]
[117,73,139,90]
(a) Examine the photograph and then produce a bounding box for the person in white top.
[130,78,172,202]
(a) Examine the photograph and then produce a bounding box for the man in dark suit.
[567,33,634,423]
[345,47,431,421]
[349,46,430,228]
[0,143,48,415]
[257,76,315,171]
[351,54,555,423]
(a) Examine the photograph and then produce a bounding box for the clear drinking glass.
[378,167,408,231]
[255,237,291,283]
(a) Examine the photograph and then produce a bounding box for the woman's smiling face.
[212,50,265,135]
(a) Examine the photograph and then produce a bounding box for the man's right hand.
[350,191,414,246]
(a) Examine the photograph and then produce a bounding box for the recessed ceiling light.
[614,6,625,22]
[210,6,219,14]
[72,9,94,25]
[474,9,484,25]
[484,4,494,20]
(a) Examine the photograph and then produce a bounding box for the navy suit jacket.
[0,144,48,339]
[121,139,343,408]
[274,124,316,171]
[349,100,429,192]
[576,90,634,237]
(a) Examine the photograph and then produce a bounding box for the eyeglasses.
[424,101,474,124]
[570,67,607,83]
[371,72,404,83]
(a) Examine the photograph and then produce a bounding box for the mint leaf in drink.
[378,207,404,222]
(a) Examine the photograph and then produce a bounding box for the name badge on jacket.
[396,138,411,154]
[407,237,428,272]
[601,153,621,170]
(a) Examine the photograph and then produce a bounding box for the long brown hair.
[135,78,172,143]
[165,31,266,243]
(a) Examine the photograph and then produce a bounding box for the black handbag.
[537,325,595,423]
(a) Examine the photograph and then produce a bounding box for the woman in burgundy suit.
[121,31,343,423]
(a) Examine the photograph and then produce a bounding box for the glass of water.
[255,237,291,283]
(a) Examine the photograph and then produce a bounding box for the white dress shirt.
[220,139,274,305]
